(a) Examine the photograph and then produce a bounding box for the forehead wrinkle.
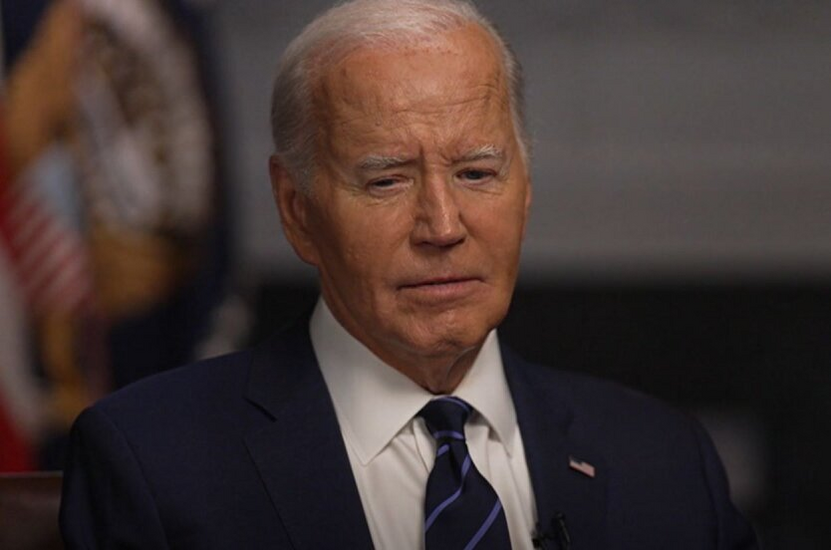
[313,32,510,128]
[379,86,510,149]
[385,78,505,117]
[330,55,505,121]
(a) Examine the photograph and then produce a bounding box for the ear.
[521,175,532,240]
[269,155,319,266]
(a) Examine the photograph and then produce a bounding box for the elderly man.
[60,1,757,548]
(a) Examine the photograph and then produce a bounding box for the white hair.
[270,0,529,192]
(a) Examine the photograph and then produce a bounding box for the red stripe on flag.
[0,397,35,472]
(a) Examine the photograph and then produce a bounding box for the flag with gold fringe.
[0,0,226,471]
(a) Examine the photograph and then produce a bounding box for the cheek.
[318,209,405,281]
[473,197,527,245]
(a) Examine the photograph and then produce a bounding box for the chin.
[403,317,493,358]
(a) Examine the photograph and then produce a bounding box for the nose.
[411,175,467,248]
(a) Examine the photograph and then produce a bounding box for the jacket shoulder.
[505,347,712,470]
[93,348,256,421]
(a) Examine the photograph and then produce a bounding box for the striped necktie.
[419,396,511,549]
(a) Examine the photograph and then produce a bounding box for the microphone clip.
[532,512,571,550]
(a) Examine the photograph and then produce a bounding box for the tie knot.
[418,396,472,442]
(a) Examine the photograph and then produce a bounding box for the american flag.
[568,456,596,478]
[0,180,93,315]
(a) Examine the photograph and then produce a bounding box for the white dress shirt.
[310,299,537,549]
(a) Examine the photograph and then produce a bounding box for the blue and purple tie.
[419,397,511,549]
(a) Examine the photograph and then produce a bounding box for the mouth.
[398,276,483,301]
[400,276,480,289]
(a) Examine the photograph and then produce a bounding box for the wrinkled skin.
[271,24,531,393]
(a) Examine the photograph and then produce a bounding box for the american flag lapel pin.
[568,456,596,478]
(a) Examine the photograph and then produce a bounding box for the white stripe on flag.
[0,246,46,439]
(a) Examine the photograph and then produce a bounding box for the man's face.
[277,25,530,387]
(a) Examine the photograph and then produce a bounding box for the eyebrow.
[358,155,413,171]
[457,144,505,163]
[356,145,506,171]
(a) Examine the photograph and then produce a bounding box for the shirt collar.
[310,298,517,466]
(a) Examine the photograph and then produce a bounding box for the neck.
[314,297,486,395]
[383,343,481,395]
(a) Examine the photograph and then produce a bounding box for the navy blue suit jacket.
[60,320,758,549]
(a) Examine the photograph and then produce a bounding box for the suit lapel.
[503,346,609,549]
[243,323,373,550]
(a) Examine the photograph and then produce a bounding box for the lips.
[398,276,484,302]
[399,276,480,289]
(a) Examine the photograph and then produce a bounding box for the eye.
[457,168,495,184]
[370,178,397,188]
[366,176,409,195]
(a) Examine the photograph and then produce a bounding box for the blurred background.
[1,0,829,547]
